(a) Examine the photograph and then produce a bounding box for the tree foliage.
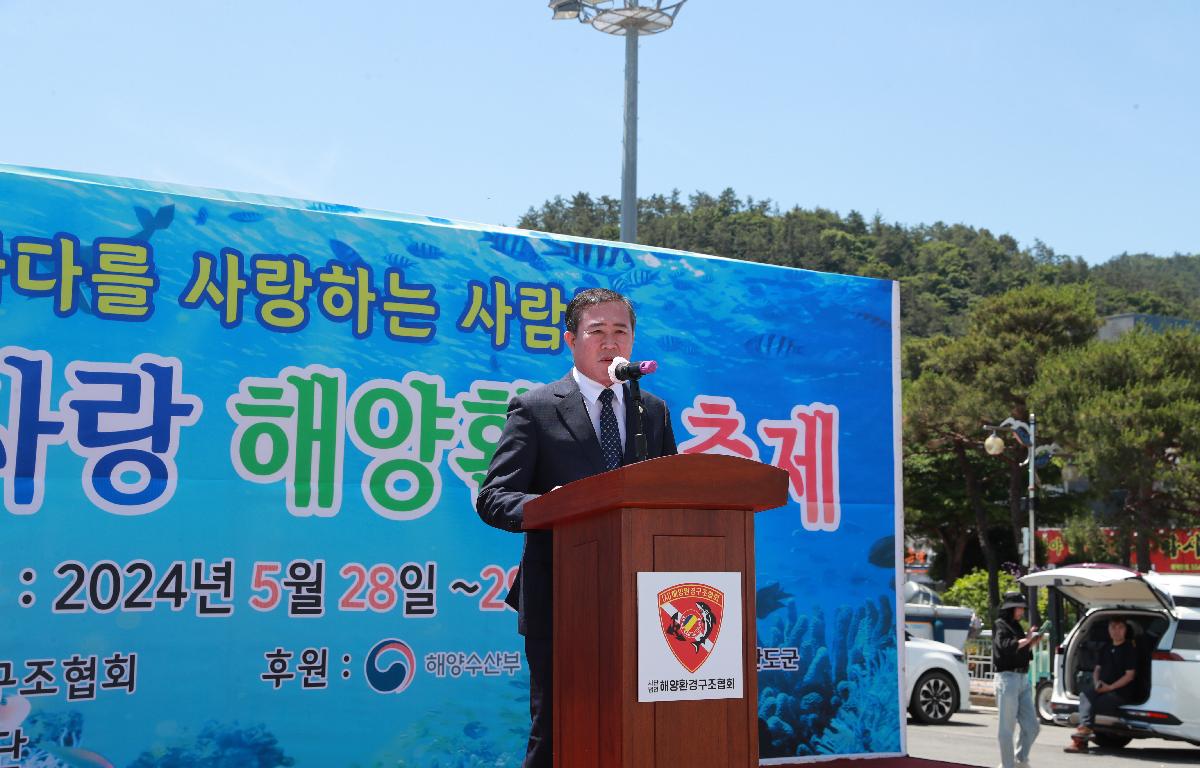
[903,284,1098,614]
[1032,328,1200,570]
[1061,512,1122,564]
[519,190,1097,339]
[944,568,1019,623]
[943,568,1047,625]
[1091,253,1200,319]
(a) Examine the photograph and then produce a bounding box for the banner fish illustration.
[612,268,658,293]
[744,333,802,358]
[868,535,895,568]
[307,201,361,214]
[405,242,445,260]
[856,310,890,329]
[41,744,115,768]
[657,335,701,355]
[755,582,793,619]
[330,238,367,267]
[480,233,549,270]
[228,210,266,223]
[544,242,634,275]
[132,204,174,241]
[386,254,416,271]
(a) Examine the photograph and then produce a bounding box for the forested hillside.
[519,190,1200,339]
[1090,252,1200,319]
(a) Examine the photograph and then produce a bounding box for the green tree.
[1032,327,1200,570]
[1061,511,1121,564]
[943,568,1047,625]
[905,356,1007,615]
[1091,253,1200,320]
[943,568,1020,623]
[957,284,1098,551]
[905,284,1097,616]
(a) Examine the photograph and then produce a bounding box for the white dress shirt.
[572,367,627,451]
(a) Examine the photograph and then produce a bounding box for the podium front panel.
[623,507,758,768]
[548,470,765,768]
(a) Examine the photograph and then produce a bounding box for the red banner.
[1039,528,1200,573]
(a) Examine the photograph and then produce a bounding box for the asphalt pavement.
[905,707,1200,768]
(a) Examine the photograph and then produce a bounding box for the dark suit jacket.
[476,371,677,638]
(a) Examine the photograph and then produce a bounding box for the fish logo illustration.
[132,204,175,241]
[365,639,417,694]
[658,582,724,673]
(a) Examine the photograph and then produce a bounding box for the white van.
[1020,565,1200,749]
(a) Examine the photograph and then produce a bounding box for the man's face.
[564,301,634,386]
[1109,620,1128,644]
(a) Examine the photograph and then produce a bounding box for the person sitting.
[1064,616,1137,754]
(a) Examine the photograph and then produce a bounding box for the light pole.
[984,415,1037,572]
[549,1,688,244]
[984,415,1039,624]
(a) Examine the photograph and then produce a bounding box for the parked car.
[1021,565,1200,749]
[905,632,971,724]
[904,580,982,651]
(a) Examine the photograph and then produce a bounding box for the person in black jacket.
[1064,616,1138,754]
[993,591,1041,768]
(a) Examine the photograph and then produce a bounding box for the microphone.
[608,356,658,382]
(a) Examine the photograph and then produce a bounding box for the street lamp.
[984,415,1041,627]
[549,0,688,244]
[983,415,1038,572]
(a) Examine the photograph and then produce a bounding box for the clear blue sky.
[2,1,1196,265]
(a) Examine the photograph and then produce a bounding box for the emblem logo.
[365,638,417,694]
[657,582,724,673]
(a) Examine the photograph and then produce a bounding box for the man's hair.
[565,288,636,333]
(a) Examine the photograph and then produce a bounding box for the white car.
[905,632,972,724]
[1021,565,1200,749]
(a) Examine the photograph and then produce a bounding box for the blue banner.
[0,165,901,766]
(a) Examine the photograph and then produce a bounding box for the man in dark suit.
[477,287,677,768]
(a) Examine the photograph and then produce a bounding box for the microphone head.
[607,356,630,383]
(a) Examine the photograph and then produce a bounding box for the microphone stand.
[628,378,648,462]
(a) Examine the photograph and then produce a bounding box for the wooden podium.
[524,453,789,768]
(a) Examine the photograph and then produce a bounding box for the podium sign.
[637,571,744,702]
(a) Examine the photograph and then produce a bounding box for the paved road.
[906,708,1199,768]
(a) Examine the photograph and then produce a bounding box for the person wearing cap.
[1064,616,1137,754]
[993,591,1041,768]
